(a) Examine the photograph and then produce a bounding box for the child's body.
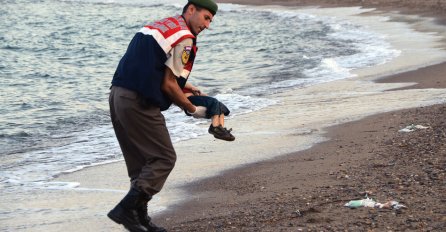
[183,83,235,141]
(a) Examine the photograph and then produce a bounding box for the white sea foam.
[328,21,401,68]
[166,93,277,143]
[1,125,122,191]
[208,4,402,91]
[305,57,355,81]
[61,159,123,174]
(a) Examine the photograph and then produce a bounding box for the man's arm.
[161,67,197,113]
[162,39,206,117]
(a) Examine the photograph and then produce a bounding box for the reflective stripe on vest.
[140,15,197,80]
[140,15,195,54]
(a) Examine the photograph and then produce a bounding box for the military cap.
[188,0,218,15]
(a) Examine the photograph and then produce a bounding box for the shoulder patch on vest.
[182,46,192,65]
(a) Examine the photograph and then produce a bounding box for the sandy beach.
[160,103,446,231]
[4,1,445,231]
[154,1,446,231]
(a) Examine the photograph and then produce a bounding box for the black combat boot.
[107,187,148,232]
[137,196,167,232]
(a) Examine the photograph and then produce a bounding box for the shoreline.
[376,61,446,90]
[154,1,446,231]
[6,2,445,231]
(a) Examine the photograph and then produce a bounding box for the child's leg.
[211,114,225,127]
[211,115,220,127]
[219,114,225,127]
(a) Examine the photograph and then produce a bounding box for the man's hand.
[188,106,207,118]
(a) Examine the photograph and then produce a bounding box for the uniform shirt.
[165,38,193,78]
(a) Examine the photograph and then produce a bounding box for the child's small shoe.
[208,125,235,141]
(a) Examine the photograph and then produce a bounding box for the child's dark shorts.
[186,96,230,119]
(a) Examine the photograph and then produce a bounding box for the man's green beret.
[188,0,218,15]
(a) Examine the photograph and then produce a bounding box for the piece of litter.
[345,198,407,210]
[344,197,376,208]
[398,124,429,133]
[375,201,407,210]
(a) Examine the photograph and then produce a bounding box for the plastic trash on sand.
[344,197,377,208]
[345,197,407,210]
[398,124,429,133]
[375,200,407,210]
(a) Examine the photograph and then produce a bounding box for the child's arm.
[184,82,206,96]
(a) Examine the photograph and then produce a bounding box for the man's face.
[187,6,213,36]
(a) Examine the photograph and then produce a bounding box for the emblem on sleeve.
[181,46,192,65]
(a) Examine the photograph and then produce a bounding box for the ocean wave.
[2,44,22,50]
[0,124,122,191]
[0,131,31,139]
[165,93,277,143]
[60,0,178,8]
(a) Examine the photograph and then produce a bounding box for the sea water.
[0,0,403,223]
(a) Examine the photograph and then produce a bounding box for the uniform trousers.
[109,86,176,196]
